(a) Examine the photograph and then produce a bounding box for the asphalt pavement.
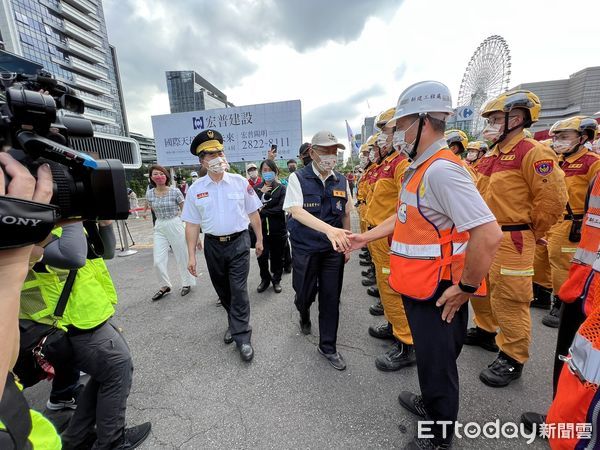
[25,215,554,449]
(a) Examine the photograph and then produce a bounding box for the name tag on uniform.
[568,163,583,169]
[333,190,346,198]
[196,192,209,199]
[586,213,600,229]
[501,155,516,161]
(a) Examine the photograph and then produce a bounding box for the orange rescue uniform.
[364,152,413,345]
[474,131,568,363]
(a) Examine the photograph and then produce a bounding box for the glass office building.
[0,0,128,135]
[166,70,233,113]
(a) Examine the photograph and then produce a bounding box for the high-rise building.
[361,116,375,143]
[130,132,156,164]
[0,0,127,136]
[512,66,600,131]
[166,70,234,113]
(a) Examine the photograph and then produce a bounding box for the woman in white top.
[146,165,196,300]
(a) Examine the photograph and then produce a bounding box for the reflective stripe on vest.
[388,148,486,301]
[566,332,600,385]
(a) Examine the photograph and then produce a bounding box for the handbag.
[14,269,78,388]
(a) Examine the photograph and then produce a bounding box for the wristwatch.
[458,280,479,294]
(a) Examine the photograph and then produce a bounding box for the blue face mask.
[262,172,276,182]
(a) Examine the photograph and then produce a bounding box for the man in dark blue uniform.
[283,131,352,370]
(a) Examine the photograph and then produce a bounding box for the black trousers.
[553,297,585,396]
[283,237,292,268]
[257,234,286,284]
[292,249,345,354]
[402,281,468,446]
[204,231,252,346]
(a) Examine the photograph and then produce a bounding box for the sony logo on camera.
[0,215,42,226]
[192,117,204,130]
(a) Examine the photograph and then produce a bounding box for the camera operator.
[0,152,62,449]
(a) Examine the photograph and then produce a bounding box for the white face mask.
[207,156,229,174]
[482,122,503,142]
[368,149,376,162]
[315,154,337,172]
[359,155,368,167]
[376,133,389,150]
[553,139,578,154]
[466,151,479,162]
[392,119,418,157]
[248,170,258,179]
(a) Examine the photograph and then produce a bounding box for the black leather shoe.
[367,286,380,298]
[542,297,561,328]
[398,391,428,419]
[299,317,311,335]
[283,264,292,274]
[239,344,254,362]
[369,301,384,316]
[361,268,374,277]
[359,259,372,266]
[317,347,346,371]
[375,341,416,372]
[223,329,233,344]
[361,246,368,251]
[521,412,547,438]
[257,279,270,293]
[359,252,369,259]
[480,353,523,387]
[368,322,394,340]
[362,277,376,286]
[112,422,152,449]
[464,327,498,352]
[273,283,282,293]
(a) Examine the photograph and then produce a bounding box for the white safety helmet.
[387,80,454,128]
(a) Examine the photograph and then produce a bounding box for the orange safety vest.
[388,149,487,301]
[558,176,600,316]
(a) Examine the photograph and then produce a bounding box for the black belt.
[564,214,584,221]
[501,224,530,232]
[206,230,245,243]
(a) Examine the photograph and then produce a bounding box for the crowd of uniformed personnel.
[353,88,600,449]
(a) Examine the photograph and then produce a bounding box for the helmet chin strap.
[408,114,426,160]
[490,112,523,149]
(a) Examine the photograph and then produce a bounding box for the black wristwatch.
[458,280,479,294]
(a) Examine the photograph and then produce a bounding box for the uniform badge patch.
[397,203,407,223]
[247,185,255,195]
[568,163,583,169]
[196,192,209,199]
[333,190,346,198]
[335,200,342,211]
[534,160,554,176]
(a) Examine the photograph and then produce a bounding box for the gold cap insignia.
[207,130,214,138]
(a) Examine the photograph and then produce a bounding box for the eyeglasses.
[486,115,521,126]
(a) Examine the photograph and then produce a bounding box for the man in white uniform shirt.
[182,129,263,362]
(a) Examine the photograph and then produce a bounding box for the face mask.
[315,154,337,172]
[208,156,228,174]
[192,176,198,181]
[482,123,503,142]
[368,149,376,162]
[359,155,368,167]
[288,165,296,173]
[248,170,258,179]
[466,151,479,162]
[392,119,419,157]
[262,172,275,182]
[153,175,167,185]
[302,155,311,166]
[376,133,389,150]
[553,139,578,154]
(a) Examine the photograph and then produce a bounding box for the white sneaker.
[46,398,77,411]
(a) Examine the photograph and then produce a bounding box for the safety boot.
[368,322,395,340]
[530,283,552,309]
[464,327,498,352]
[479,352,523,387]
[375,340,416,371]
[520,412,547,437]
[542,296,561,328]
[369,300,384,316]
[367,286,380,298]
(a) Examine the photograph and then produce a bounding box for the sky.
[103,0,600,151]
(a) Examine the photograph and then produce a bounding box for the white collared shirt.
[283,163,353,212]
[182,172,262,235]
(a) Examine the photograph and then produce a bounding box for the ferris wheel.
[457,35,511,134]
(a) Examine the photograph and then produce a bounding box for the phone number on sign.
[241,137,290,150]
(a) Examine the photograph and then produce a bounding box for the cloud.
[302,84,384,137]
[103,0,401,134]
[394,62,407,81]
